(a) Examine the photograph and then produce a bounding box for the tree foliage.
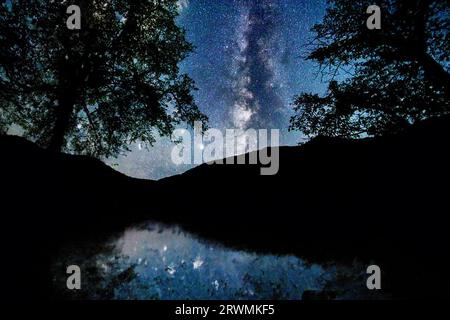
[0,0,207,156]
[290,0,449,138]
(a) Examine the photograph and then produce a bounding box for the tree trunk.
[48,96,75,153]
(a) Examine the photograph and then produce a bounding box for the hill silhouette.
[0,115,449,299]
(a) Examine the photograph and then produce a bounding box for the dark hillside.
[0,115,449,299]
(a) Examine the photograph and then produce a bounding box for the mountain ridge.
[0,115,449,298]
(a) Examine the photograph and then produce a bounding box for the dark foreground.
[1,116,449,300]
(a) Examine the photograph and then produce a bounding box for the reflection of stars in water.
[60,223,375,299]
[213,280,219,291]
[193,257,204,269]
[165,264,176,275]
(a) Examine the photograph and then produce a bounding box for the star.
[113,0,328,180]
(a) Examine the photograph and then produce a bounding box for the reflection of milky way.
[113,225,328,299]
[53,224,376,299]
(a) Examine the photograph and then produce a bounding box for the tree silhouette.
[290,0,449,138]
[0,0,207,156]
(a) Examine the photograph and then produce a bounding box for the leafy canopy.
[0,0,207,156]
[290,0,449,138]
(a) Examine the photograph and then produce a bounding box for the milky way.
[230,0,285,131]
[113,0,328,179]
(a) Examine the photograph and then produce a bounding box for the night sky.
[113,0,328,179]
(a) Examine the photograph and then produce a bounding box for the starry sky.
[113,0,328,179]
